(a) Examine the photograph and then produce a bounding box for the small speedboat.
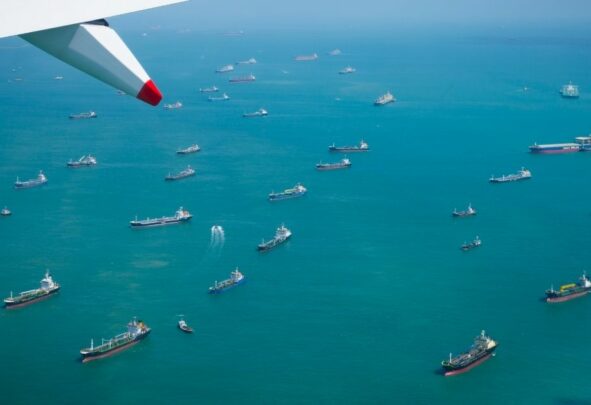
[178,319,194,333]
[1,206,11,216]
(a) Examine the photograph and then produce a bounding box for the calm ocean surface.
[2,27,591,404]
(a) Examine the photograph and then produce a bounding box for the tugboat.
[258,225,292,252]
[243,108,268,118]
[316,158,352,171]
[216,64,234,73]
[176,144,200,154]
[208,268,245,294]
[489,168,531,183]
[130,207,192,228]
[80,318,151,363]
[208,93,230,102]
[199,86,218,93]
[69,111,97,119]
[177,317,194,333]
[560,82,579,98]
[1,206,11,216]
[4,271,60,309]
[165,166,196,181]
[329,140,369,153]
[67,155,97,168]
[14,171,48,189]
[236,58,257,65]
[374,91,395,106]
[163,101,183,109]
[229,74,256,83]
[461,236,482,251]
[545,272,591,303]
[452,204,476,218]
[338,66,356,75]
[529,142,580,154]
[268,183,307,201]
[441,330,498,376]
[294,53,318,61]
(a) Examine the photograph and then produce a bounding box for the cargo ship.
[67,155,97,168]
[452,204,476,218]
[316,158,352,171]
[229,74,256,83]
[130,207,192,228]
[374,91,395,106]
[14,171,47,189]
[339,66,356,75]
[294,53,318,61]
[258,225,292,251]
[560,82,579,98]
[236,58,257,65]
[575,136,591,151]
[461,236,481,251]
[208,268,245,294]
[199,86,218,93]
[529,143,580,154]
[163,101,183,109]
[216,64,234,73]
[1,206,11,216]
[80,318,151,363]
[489,168,531,183]
[329,140,369,153]
[176,144,200,154]
[545,272,591,303]
[165,166,196,181]
[243,108,268,118]
[4,271,60,309]
[69,111,97,119]
[441,330,498,376]
[328,49,342,56]
[268,183,307,201]
[208,93,230,102]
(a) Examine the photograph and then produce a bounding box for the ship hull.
[329,148,368,153]
[257,237,290,252]
[546,290,590,303]
[489,177,530,183]
[208,278,245,294]
[444,352,493,376]
[529,147,580,154]
[130,217,192,228]
[316,165,351,171]
[14,181,47,189]
[81,331,150,363]
[4,287,60,309]
[268,193,305,201]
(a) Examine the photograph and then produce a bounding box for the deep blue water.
[2,27,591,404]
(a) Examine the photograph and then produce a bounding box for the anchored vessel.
[329,140,369,153]
[328,49,342,56]
[575,136,591,152]
[229,74,256,83]
[529,142,580,154]
[199,86,218,93]
[177,144,200,154]
[316,158,352,171]
[80,318,151,363]
[243,108,268,118]
[163,101,183,109]
[67,155,97,168]
[374,91,395,106]
[165,166,196,181]
[295,53,318,61]
[178,318,194,333]
[1,206,11,216]
[258,225,292,251]
[452,204,476,218]
[130,207,192,228]
[209,93,230,102]
[339,66,356,75]
[4,271,60,309]
[237,58,257,65]
[461,236,482,251]
[441,330,498,376]
[14,171,47,189]
[269,183,307,201]
[216,64,234,73]
[545,272,591,303]
[489,168,531,183]
[69,111,97,119]
[208,268,245,294]
[560,82,579,98]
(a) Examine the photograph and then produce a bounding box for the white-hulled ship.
[199,86,219,93]
[176,144,200,154]
[208,93,230,102]
[4,271,60,309]
[67,155,97,168]
[294,53,318,61]
[316,158,352,171]
[1,206,11,216]
[165,166,196,181]
[374,91,395,106]
[258,225,292,251]
[69,111,97,119]
[339,66,356,75]
[229,74,256,83]
[243,108,268,118]
[216,64,234,73]
[163,101,183,109]
[236,58,257,65]
[14,171,47,189]
[560,82,579,98]
[489,168,531,183]
[130,207,192,228]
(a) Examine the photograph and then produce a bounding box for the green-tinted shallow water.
[2,27,591,404]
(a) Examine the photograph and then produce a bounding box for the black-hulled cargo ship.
[441,330,498,376]
[329,140,369,153]
[130,207,192,228]
[208,268,245,294]
[165,166,195,181]
[14,171,47,189]
[258,225,292,251]
[452,204,476,218]
[80,318,151,363]
[545,272,591,303]
[4,271,60,309]
[268,183,307,201]
[316,158,351,171]
[460,236,481,251]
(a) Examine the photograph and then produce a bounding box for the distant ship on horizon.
[295,53,318,61]
[199,86,218,93]
[243,108,268,118]
[374,91,395,106]
[560,82,579,98]
[208,93,230,102]
[216,64,234,73]
[229,74,256,83]
[236,58,256,65]
[163,101,183,109]
[69,111,97,119]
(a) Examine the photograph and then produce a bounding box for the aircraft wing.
[0,0,187,106]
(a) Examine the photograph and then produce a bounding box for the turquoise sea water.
[2,27,591,404]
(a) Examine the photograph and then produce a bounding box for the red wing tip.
[136,80,162,106]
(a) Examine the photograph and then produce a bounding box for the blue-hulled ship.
[208,268,245,294]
